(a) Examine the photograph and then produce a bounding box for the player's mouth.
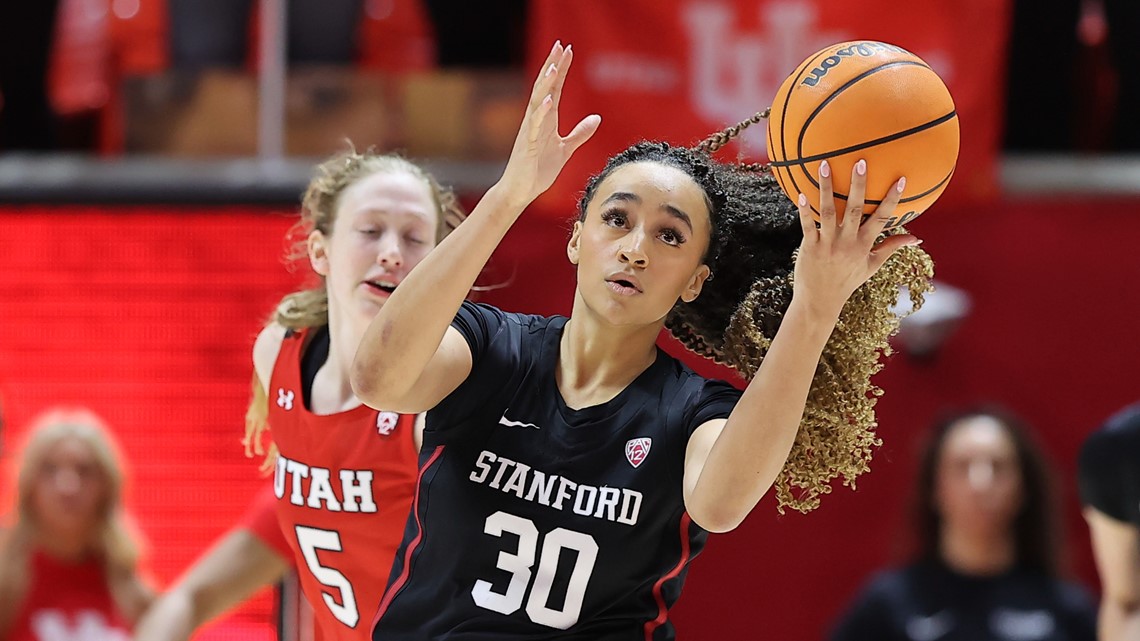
[363,279,399,297]
[605,273,643,296]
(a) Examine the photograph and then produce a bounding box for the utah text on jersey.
[274,453,378,513]
[469,450,644,526]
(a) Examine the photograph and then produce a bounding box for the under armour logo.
[277,388,294,411]
[625,438,652,468]
[377,412,398,436]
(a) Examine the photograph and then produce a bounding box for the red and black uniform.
[267,325,419,641]
[372,302,741,641]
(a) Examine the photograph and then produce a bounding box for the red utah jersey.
[267,327,419,641]
[5,549,131,641]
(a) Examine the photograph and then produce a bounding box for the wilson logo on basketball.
[625,438,652,468]
[800,41,912,87]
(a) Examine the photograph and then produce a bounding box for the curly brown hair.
[578,114,935,514]
[243,147,466,469]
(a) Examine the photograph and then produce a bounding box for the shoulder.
[659,357,742,425]
[453,301,562,359]
[859,566,914,601]
[1051,578,1096,612]
[252,323,291,391]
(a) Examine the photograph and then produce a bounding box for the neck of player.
[557,292,661,411]
[311,312,365,414]
[939,524,1016,577]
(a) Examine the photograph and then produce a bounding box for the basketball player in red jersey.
[135,150,465,641]
[0,408,153,641]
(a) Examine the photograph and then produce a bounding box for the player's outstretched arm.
[133,529,289,641]
[351,41,599,414]
[683,161,918,532]
[1085,508,1140,641]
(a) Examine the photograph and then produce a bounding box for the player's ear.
[680,264,711,303]
[308,230,330,276]
[567,221,582,266]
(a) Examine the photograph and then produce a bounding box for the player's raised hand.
[793,159,920,319]
[497,41,602,208]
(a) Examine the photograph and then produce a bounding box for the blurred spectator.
[830,407,1097,641]
[0,1,60,151]
[168,0,364,68]
[1005,0,1140,151]
[422,0,528,68]
[0,408,153,640]
[1078,401,1140,641]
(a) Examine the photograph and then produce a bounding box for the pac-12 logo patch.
[377,411,398,436]
[625,438,652,468]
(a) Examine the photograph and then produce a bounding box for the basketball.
[766,41,959,229]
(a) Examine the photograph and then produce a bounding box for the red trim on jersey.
[370,444,445,631]
[643,512,693,641]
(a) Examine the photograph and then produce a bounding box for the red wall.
[2,196,1138,640]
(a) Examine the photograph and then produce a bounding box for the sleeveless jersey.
[372,302,742,641]
[268,326,419,641]
[5,549,131,641]
[1078,401,1140,527]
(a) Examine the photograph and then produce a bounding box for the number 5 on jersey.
[471,511,599,629]
[295,525,360,627]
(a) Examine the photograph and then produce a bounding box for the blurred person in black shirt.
[1078,402,1140,641]
[830,407,1096,641]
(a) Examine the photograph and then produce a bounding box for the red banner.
[529,0,1010,215]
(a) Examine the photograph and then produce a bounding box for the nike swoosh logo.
[498,412,540,429]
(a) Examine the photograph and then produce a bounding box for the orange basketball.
[766,41,959,229]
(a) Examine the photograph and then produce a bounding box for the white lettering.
[552,477,577,511]
[617,489,643,526]
[470,450,496,483]
[489,456,516,490]
[467,450,643,526]
[274,456,287,499]
[306,467,341,511]
[340,470,377,513]
[286,459,310,506]
[573,485,598,517]
[526,470,558,506]
[502,462,531,498]
[594,487,621,522]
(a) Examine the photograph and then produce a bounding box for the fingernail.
[896,177,907,193]
[546,64,557,77]
[553,40,561,51]
[855,159,866,176]
[797,193,807,207]
[820,160,830,178]
[566,44,572,54]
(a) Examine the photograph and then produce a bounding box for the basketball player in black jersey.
[1078,402,1140,641]
[352,42,933,640]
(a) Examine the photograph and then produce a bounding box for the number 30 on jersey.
[471,511,599,630]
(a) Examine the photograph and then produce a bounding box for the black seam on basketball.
[797,60,934,162]
[770,111,958,168]
[779,49,834,203]
[822,167,956,207]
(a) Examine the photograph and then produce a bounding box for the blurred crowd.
[1,0,1140,154]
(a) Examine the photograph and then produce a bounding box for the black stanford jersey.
[371,302,741,641]
[1078,402,1140,527]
